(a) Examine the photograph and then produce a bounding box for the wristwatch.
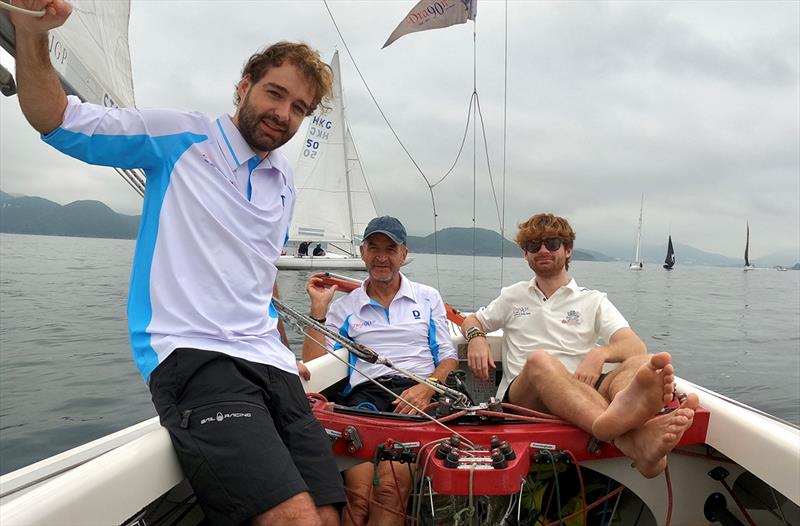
[465,326,486,342]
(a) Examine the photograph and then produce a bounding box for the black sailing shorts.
[149,348,345,526]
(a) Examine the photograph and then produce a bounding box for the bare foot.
[613,393,700,478]
[592,352,675,441]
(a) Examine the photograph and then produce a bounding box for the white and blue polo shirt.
[324,273,458,391]
[43,96,297,382]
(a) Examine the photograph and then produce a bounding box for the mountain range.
[1,191,797,268]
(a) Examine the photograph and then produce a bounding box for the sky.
[1,0,798,261]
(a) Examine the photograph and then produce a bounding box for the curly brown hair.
[515,213,577,269]
[233,42,333,115]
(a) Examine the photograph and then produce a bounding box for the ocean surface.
[1,232,798,475]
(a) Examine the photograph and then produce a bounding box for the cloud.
[1,0,797,259]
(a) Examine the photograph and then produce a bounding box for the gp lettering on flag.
[383,0,477,48]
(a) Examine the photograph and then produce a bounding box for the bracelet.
[309,315,326,323]
[465,326,486,342]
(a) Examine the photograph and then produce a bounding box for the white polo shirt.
[325,274,458,391]
[476,278,629,400]
[43,96,297,382]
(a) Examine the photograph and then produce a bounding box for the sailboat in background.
[277,52,411,270]
[628,195,644,270]
[663,235,675,270]
[744,222,755,271]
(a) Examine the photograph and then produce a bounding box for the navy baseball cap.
[363,216,407,245]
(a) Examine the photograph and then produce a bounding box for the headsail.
[0,0,135,108]
[289,51,378,252]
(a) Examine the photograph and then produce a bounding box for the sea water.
[1,233,798,474]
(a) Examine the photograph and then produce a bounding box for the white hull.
[277,255,414,270]
[2,328,798,525]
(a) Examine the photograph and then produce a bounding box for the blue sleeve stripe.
[127,132,209,382]
[43,128,198,171]
[216,119,241,166]
[428,306,440,367]
[268,301,279,319]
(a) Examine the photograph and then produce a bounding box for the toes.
[650,352,672,370]
[683,393,700,410]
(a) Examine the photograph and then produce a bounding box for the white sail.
[289,51,378,251]
[628,195,644,270]
[0,0,135,108]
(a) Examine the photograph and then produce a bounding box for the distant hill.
[406,227,607,261]
[0,191,139,239]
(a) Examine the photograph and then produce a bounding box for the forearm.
[429,358,457,382]
[301,328,328,361]
[598,329,646,363]
[15,31,67,134]
[460,314,485,335]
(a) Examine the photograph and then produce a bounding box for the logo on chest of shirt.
[512,306,531,317]
[412,309,421,320]
[351,320,374,330]
[561,310,582,325]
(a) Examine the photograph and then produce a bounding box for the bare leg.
[508,351,610,433]
[254,492,323,526]
[592,352,675,441]
[367,461,411,526]
[342,463,372,526]
[342,462,410,526]
[613,393,700,478]
[318,505,341,526]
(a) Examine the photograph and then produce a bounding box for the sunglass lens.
[544,238,563,251]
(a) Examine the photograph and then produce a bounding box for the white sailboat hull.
[277,255,414,270]
[2,329,798,525]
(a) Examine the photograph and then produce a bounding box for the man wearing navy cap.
[303,215,457,526]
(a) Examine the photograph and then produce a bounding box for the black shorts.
[149,348,345,526]
[340,375,417,412]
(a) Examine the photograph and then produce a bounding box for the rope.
[0,1,45,17]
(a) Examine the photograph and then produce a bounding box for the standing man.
[10,1,344,524]
[462,213,699,478]
[303,216,458,526]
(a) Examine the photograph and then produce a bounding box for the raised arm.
[301,274,338,362]
[10,0,72,134]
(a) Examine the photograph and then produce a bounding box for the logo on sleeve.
[561,310,582,325]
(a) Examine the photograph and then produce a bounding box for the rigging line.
[471,13,477,310]
[273,298,469,404]
[429,92,476,188]
[500,0,509,286]
[114,168,144,197]
[305,335,477,448]
[0,1,44,17]
[474,94,503,226]
[322,1,433,189]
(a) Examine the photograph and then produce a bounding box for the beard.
[237,92,293,152]
[530,253,566,278]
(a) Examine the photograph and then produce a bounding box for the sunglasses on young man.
[524,238,568,253]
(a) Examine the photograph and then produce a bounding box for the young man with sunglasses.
[461,213,698,479]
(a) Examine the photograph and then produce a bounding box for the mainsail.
[628,195,644,270]
[744,222,753,268]
[0,0,143,195]
[289,51,378,253]
[663,235,675,269]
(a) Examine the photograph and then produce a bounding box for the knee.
[525,350,558,378]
